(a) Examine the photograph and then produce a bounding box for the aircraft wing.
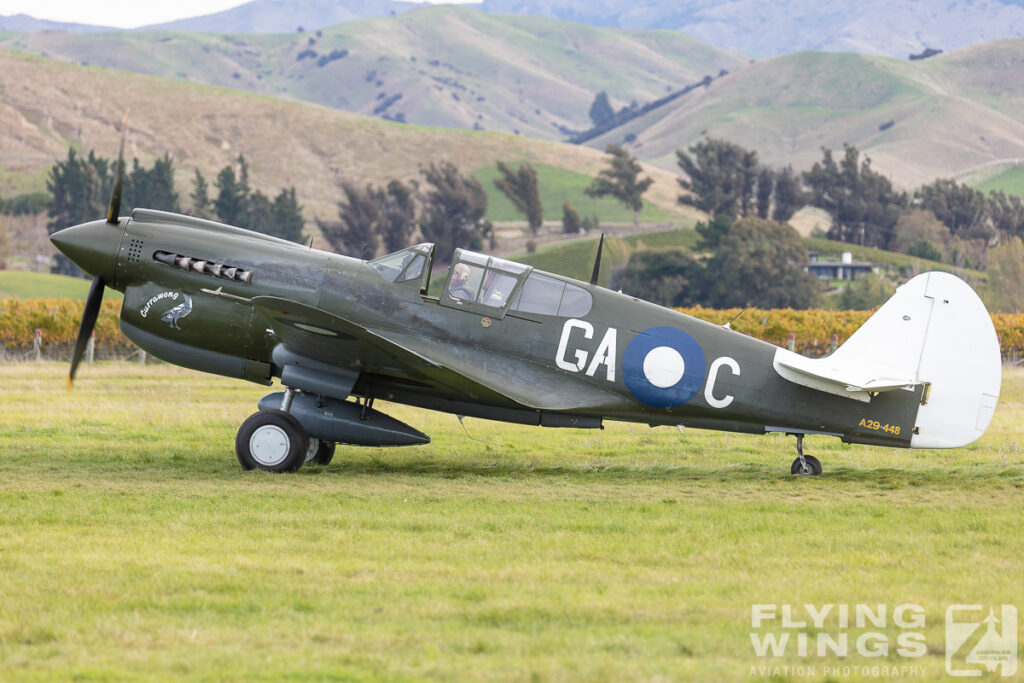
[773,348,918,403]
[252,296,624,412]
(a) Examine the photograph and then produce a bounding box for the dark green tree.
[247,190,275,235]
[702,217,820,309]
[676,137,758,219]
[756,167,774,219]
[124,154,180,214]
[916,179,991,239]
[904,238,944,262]
[694,213,733,250]
[803,144,907,249]
[586,144,653,226]
[270,187,305,244]
[988,190,1024,238]
[610,248,704,307]
[373,180,416,252]
[838,273,894,310]
[191,169,212,218]
[588,91,614,128]
[46,149,112,276]
[771,166,805,222]
[214,163,249,226]
[318,181,381,257]
[418,162,488,263]
[562,200,581,234]
[493,162,543,235]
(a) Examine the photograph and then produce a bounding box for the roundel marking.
[623,327,706,409]
[643,346,685,388]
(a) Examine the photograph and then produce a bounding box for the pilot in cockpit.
[449,263,475,300]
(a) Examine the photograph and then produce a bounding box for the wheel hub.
[249,424,291,467]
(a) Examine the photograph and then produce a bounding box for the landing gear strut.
[790,433,822,476]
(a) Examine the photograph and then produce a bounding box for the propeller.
[68,275,105,388]
[590,232,605,285]
[106,111,129,224]
[68,112,128,388]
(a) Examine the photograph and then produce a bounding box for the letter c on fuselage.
[557,319,593,372]
[704,356,740,409]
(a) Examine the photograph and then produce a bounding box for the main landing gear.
[235,388,335,473]
[790,433,822,476]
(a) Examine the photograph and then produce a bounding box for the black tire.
[790,454,823,476]
[304,438,336,466]
[235,409,309,473]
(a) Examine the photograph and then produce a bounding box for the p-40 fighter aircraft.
[51,132,1001,475]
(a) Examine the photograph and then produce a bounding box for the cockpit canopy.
[369,243,593,320]
[441,248,592,320]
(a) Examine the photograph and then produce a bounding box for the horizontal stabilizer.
[773,352,917,403]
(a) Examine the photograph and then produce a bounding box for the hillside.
[477,0,1024,58]
[145,0,423,33]
[593,40,1024,189]
[0,50,696,236]
[9,0,1024,59]
[0,6,744,140]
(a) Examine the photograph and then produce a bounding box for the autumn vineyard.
[1,297,1023,360]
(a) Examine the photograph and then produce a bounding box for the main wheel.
[304,437,336,466]
[790,454,823,476]
[236,410,309,473]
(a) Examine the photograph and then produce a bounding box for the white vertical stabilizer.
[909,272,1001,447]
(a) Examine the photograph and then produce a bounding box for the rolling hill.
[0,49,697,235]
[12,0,1024,59]
[592,40,1024,189]
[477,0,1024,58]
[0,6,744,141]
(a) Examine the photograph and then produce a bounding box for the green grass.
[0,362,1021,680]
[971,163,1024,198]
[474,163,686,224]
[0,271,123,300]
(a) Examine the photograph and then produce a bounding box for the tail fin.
[773,272,1001,448]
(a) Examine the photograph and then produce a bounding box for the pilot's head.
[452,263,470,284]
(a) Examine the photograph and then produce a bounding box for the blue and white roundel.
[623,327,706,409]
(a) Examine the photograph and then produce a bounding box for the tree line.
[677,137,1024,269]
[316,144,651,264]
[46,149,305,276]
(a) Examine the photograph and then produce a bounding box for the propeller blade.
[590,232,605,285]
[69,275,106,387]
[106,111,129,225]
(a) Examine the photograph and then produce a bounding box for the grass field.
[0,271,124,301]
[0,363,1022,680]
[972,164,1024,198]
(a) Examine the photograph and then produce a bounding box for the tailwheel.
[236,409,309,473]
[304,437,336,466]
[790,454,822,476]
[789,433,823,476]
